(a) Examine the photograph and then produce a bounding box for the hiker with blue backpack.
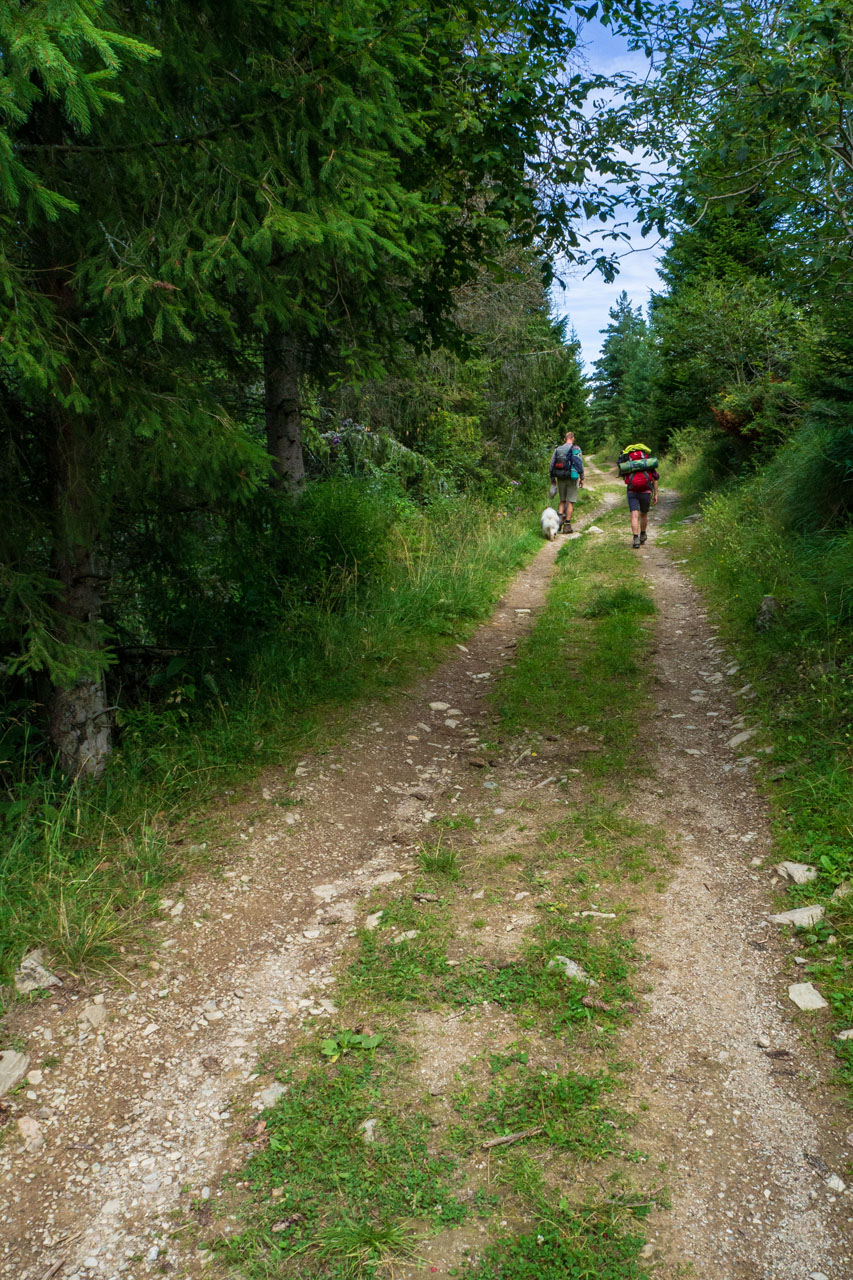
[548,430,584,534]
[618,442,659,548]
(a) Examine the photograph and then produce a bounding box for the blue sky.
[551,19,664,371]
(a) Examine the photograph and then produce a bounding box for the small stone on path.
[728,729,756,750]
[548,955,595,985]
[770,905,824,927]
[259,1083,287,1109]
[0,1050,30,1097]
[14,949,61,995]
[429,702,450,711]
[788,982,828,1011]
[80,1002,107,1030]
[776,861,817,884]
[365,912,383,930]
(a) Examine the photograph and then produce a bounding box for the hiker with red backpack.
[618,442,658,548]
[548,430,584,533]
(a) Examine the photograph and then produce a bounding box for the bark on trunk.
[263,325,305,494]
[47,411,111,779]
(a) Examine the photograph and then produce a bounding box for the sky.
[551,19,664,371]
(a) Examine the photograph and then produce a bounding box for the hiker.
[618,441,658,548]
[548,430,584,533]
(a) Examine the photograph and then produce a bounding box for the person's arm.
[576,448,584,485]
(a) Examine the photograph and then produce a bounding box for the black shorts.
[627,490,652,513]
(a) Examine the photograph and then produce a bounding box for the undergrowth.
[0,495,539,985]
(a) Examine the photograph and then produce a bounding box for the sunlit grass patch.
[216,1052,467,1279]
[494,515,657,778]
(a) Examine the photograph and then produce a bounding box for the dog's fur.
[540,507,561,541]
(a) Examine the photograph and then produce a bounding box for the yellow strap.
[622,442,651,453]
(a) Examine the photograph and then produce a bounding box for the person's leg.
[628,491,640,546]
[639,492,651,542]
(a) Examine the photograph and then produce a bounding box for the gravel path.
[0,482,850,1280]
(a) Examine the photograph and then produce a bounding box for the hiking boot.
[639,531,647,545]
[563,522,573,534]
[632,534,640,548]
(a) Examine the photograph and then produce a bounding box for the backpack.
[618,445,658,492]
[551,443,581,480]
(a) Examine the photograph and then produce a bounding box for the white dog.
[540,507,561,541]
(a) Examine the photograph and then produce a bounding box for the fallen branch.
[481,1126,543,1150]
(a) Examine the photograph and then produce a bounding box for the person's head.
[564,431,574,443]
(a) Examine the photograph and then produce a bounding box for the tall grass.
[0,493,540,984]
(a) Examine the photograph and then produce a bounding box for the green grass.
[494,515,657,777]
[216,1052,468,1279]
[418,838,461,880]
[0,497,540,985]
[469,1221,651,1280]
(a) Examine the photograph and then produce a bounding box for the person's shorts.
[627,489,652,514]
[557,477,579,504]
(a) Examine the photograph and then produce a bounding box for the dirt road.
[1,485,850,1280]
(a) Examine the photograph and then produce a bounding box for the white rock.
[727,729,756,750]
[429,702,450,711]
[444,719,460,728]
[204,1010,225,1022]
[80,1003,108,1029]
[302,929,321,940]
[146,1246,160,1262]
[825,1175,846,1193]
[548,955,596,985]
[364,912,383,931]
[259,1083,287,1109]
[832,881,852,901]
[392,930,419,944]
[14,949,61,995]
[769,905,824,927]
[836,1029,853,1041]
[810,1273,830,1280]
[471,889,485,899]
[587,525,604,533]
[103,1199,121,1215]
[311,884,339,902]
[360,1118,378,1144]
[27,1069,43,1086]
[684,748,702,756]
[16,1115,43,1151]
[169,901,185,916]
[788,982,828,1011]
[371,871,402,886]
[0,1050,29,1096]
[776,862,818,884]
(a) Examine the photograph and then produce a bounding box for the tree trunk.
[47,411,111,779]
[263,325,305,494]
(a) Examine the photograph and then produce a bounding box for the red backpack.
[618,447,657,492]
